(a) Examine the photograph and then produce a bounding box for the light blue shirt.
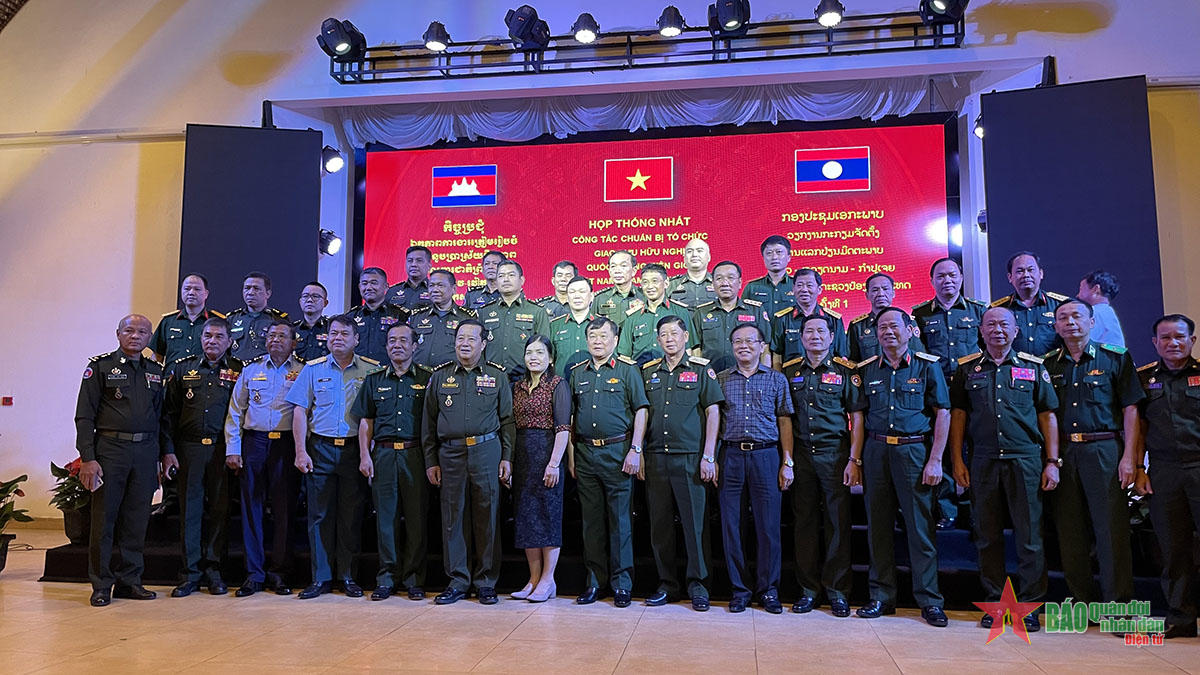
[1091,302,1125,348]
[224,354,304,455]
[284,354,378,437]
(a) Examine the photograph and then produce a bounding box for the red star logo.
[974,577,1043,644]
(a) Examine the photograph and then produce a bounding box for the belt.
[869,432,926,445]
[96,430,154,442]
[378,439,418,450]
[723,440,778,451]
[248,430,289,440]
[313,434,357,447]
[579,432,631,447]
[1063,432,1118,443]
[442,432,498,448]
[182,435,223,446]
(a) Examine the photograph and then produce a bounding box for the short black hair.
[269,319,292,332]
[406,245,432,260]
[865,273,895,289]
[303,281,328,296]
[713,260,741,278]
[386,323,415,340]
[609,250,637,266]
[760,235,791,254]
[729,323,766,343]
[1056,297,1094,318]
[587,316,618,336]
[328,313,357,332]
[361,267,388,281]
[1006,251,1042,274]
[1152,313,1195,336]
[929,257,962,278]
[498,260,524,277]
[874,306,915,329]
[482,250,507,263]
[456,318,486,337]
[182,273,209,290]
[794,268,822,285]
[1084,270,1120,300]
[202,317,231,336]
[567,275,592,290]
[429,269,456,286]
[244,272,272,291]
[656,315,688,333]
[799,313,834,333]
[553,261,578,276]
[640,263,669,280]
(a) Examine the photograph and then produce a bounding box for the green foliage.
[0,475,34,534]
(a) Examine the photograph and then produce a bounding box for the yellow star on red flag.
[627,169,651,190]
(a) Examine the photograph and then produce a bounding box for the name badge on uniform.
[648,375,661,384]
[516,313,534,322]
[791,374,804,383]
[252,374,268,381]
[182,369,202,381]
[377,386,392,392]
[1189,376,1200,387]
[821,373,843,385]
[679,371,698,383]
[1012,367,1036,382]
[868,380,882,386]
[1148,382,1163,390]
[967,372,987,381]
[169,327,182,333]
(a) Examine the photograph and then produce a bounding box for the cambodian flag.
[432,165,498,207]
[795,147,870,193]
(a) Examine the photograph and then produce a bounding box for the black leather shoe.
[371,586,392,601]
[408,587,426,601]
[614,589,632,607]
[856,600,896,618]
[266,575,291,596]
[342,582,364,598]
[760,595,783,614]
[207,579,228,596]
[691,596,710,612]
[922,606,949,627]
[297,581,331,599]
[273,584,292,596]
[791,596,817,614]
[936,517,956,530]
[435,587,467,605]
[114,585,156,600]
[729,597,748,613]
[830,599,850,617]
[170,581,200,598]
[235,581,263,597]
[90,589,111,607]
[576,587,602,605]
[645,590,671,607]
[1023,613,1040,633]
[980,613,995,629]
[1165,622,1198,639]
[478,587,498,605]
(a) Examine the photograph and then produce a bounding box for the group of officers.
[72,236,1198,639]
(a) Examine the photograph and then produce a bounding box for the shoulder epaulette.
[958,352,983,366]
[487,360,507,372]
[532,296,550,304]
[229,356,246,367]
[782,356,804,369]
[1042,348,1062,360]
[856,355,879,368]
[468,284,486,291]
[307,356,327,365]
[696,301,716,310]
[171,355,192,365]
[744,299,762,307]
[248,354,268,364]
[673,300,689,308]
[626,306,641,316]
[911,299,934,312]
[833,356,857,370]
[161,310,178,317]
[915,351,940,363]
[416,363,434,373]
[89,352,109,363]
[642,358,663,370]
[569,360,589,370]
[990,295,1013,308]
[823,307,842,319]
[434,361,454,370]
[687,355,710,366]
[965,297,987,306]
[360,356,381,366]
[269,308,288,318]
[1137,361,1158,372]
[850,312,872,325]
[479,297,501,307]
[774,307,793,318]
[617,355,638,365]
[1017,352,1044,364]
[462,307,478,317]
[550,313,568,323]
[669,274,684,281]
[1046,291,1070,302]
[1099,343,1127,355]
[293,354,307,364]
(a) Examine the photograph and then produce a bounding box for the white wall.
[2,0,1198,516]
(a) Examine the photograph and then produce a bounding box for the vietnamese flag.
[604,156,674,202]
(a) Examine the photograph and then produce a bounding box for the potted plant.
[50,460,91,545]
[1,474,34,574]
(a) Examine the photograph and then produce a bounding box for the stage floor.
[0,529,1193,675]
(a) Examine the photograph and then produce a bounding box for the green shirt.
[569,355,650,440]
[742,274,795,319]
[346,303,411,364]
[855,350,950,436]
[385,279,432,311]
[1137,357,1200,467]
[480,294,553,373]
[912,295,987,379]
[591,285,645,328]
[950,350,1058,459]
[617,299,696,364]
[226,307,289,362]
[782,354,863,451]
[535,296,570,320]
[161,354,244,453]
[351,362,432,442]
[549,312,595,376]
[691,299,773,373]
[421,359,515,463]
[991,290,1069,357]
[848,311,926,363]
[771,305,849,362]
[152,308,223,363]
[668,273,717,307]
[1043,341,1144,436]
[641,355,724,454]
[408,304,476,368]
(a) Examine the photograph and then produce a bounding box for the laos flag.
[432,164,498,207]
[795,147,870,193]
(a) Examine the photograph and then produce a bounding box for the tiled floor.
[0,529,1195,674]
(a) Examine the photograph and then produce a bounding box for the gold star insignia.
[627,169,651,190]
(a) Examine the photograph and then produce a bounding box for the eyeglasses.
[731,339,762,347]
[300,293,326,301]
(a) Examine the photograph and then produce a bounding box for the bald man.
[76,315,169,607]
[669,238,718,307]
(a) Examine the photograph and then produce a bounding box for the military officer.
[1044,297,1143,604]
[771,269,849,366]
[347,267,410,364]
[618,263,694,365]
[591,250,645,328]
[536,260,577,320]
[849,273,924,361]
[224,320,304,597]
[409,269,476,369]
[1134,314,1200,639]
[853,307,950,627]
[569,317,649,608]
[742,235,794,318]
[354,323,431,601]
[464,250,506,309]
[76,314,165,607]
[227,272,289,362]
[479,260,552,378]
[385,245,434,311]
[782,313,864,618]
[161,317,241,597]
[549,275,595,375]
[640,315,723,612]
[949,306,1060,632]
[152,273,223,364]
[668,238,717,307]
[422,319,515,606]
[293,282,331,362]
[991,251,1069,357]
[691,261,772,373]
[286,314,379,599]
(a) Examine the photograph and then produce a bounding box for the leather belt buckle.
[740,442,754,451]
[334,438,345,447]
[1069,433,1084,443]
[886,436,900,445]
[592,438,604,447]
[268,432,281,440]
[465,436,477,447]
[201,438,213,446]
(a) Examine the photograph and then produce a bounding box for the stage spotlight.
[319,229,342,256]
[322,146,345,173]
[316,18,367,62]
[423,21,451,51]
[571,13,599,43]
[707,0,750,36]
[920,0,969,23]
[506,5,551,50]
[657,6,685,37]
[973,112,984,139]
[815,0,844,27]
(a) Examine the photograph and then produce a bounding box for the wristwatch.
[631,445,643,454]
[783,458,795,467]
[702,455,715,463]
[849,457,863,466]
[1045,457,1063,468]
